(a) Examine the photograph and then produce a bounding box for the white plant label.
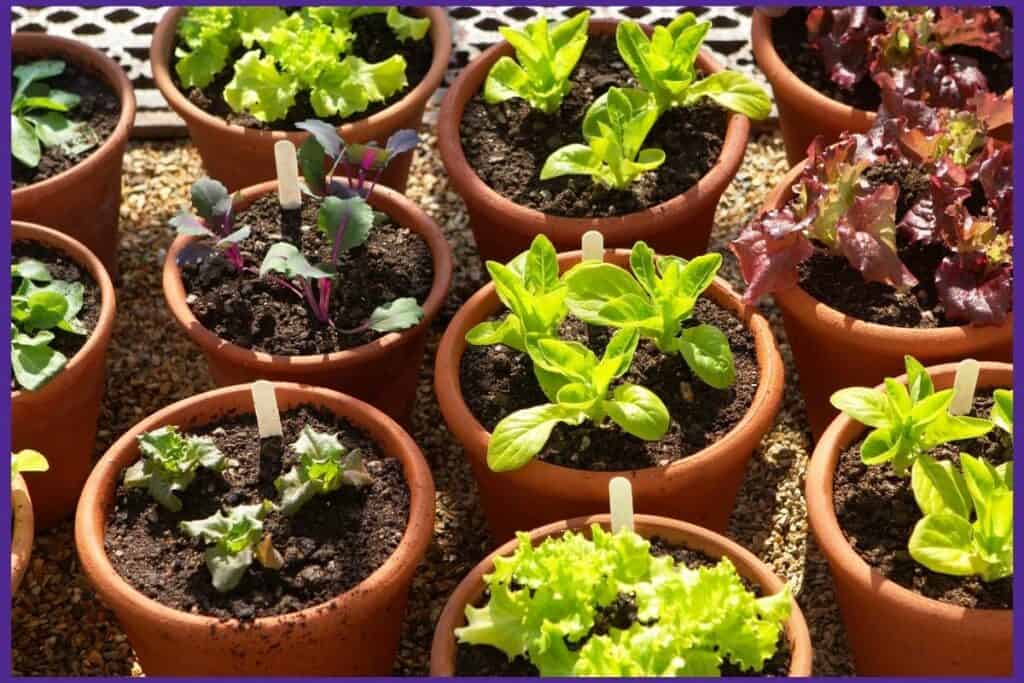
[274,140,302,210]
[609,476,634,533]
[949,358,980,416]
[251,380,283,438]
[582,230,604,262]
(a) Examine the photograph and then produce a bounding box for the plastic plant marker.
[581,229,604,262]
[949,358,980,416]
[608,476,634,533]
[274,140,302,210]
[251,380,283,438]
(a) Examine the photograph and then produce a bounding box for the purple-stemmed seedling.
[172,177,250,271]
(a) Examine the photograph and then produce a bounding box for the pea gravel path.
[11,111,855,676]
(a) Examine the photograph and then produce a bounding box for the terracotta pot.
[75,382,435,676]
[11,33,136,278]
[150,7,451,193]
[12,222,117,529]
[763,164,1013,441]
[438,18,751,264]
[163,180,452,423]
[11,473,35,594]
[806,361,1012,675]
[430,513,813,676]
[435,248,783,544]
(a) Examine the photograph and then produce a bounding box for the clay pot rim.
[162,179,452,370]
[11,221,117,405]
[766,162,1014,349]
[434,247,784,483]
[806,360,1014,622]
[11,32,137,198]
[150,7,451,144]
[436,17,751,240]
[74,381,435,629]
[429,512,813,676]
[11,473,34,594]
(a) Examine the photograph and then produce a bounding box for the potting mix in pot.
[459,11,770,217]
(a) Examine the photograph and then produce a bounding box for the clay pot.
[806,361,1012,675]
[763,164,1013,440]
[437,18,751,264]
[430,513,813,676]
[163,180,452,423]
[75,382,435,676]
[11,474,35,594]
[150,7,451,193]
[12,222,117,529]
[11,33,136,278]
[435,248,783,544]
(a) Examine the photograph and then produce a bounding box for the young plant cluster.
[831,355,1013,582]
[456,524,792,675]
[731,93,1013,326]
[484,12,770,191]
[467,236,735,472]
[175,6,430,122]
[124,422,371,592]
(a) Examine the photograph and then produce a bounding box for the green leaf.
[523,235,560,294]
[592,328,640,392]
[175,41,231,90]
[603,384,670,440]
[310,54,407,119]
[223,50,298,123]
[911,453,970,518]
[677,324,735,389]
[904,355,934,402]
[11,258,52,283]
[191,177,230,221]
[908,511,977,576]
[487,404,586,471]
[125,425,227,510]
[923,414,994,447]
[830,387,892,429]
[275,425,371,515]
[539,143,600,181]
[909,388,953,425]
[317,196,374,253]
[11,342,66,391]
[859,427,902,466]
[13,59,64,99]
[365,297,423,332]
[298,135,327,195]
[11,449,50,478]
[629,241,658,295]
[990,389,1013,440]
[466,316,526,352]
[12,115,41,167]
[677,252,722,299]
[682,71,772,120]
[21,289,68,331]
[385,7,430,42]
[884,378,912,418]
[563,261,649,324]
[259,242,333,280]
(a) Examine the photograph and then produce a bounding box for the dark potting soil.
[11,58,120,189]
[834,393,1013,610]
[459,35,727,218]
[179,192,433,355]
[175,13,434,131]
[10,239,101,390]
[455,537,791,676]
[460,297,758,471]
[104,404,410,620]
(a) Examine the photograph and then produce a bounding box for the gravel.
[11,112,854,676]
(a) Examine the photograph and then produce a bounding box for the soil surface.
[11,58,120,188]
[459,35,727,218]
[180,192,434,355]
[11,239,101,390]
[176,13,434,131]
[455,536,791,676]
[104,404,410,620]
[460,297,758,471]
[834,393,1013,610]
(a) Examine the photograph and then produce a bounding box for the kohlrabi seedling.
[12,59,99,168]
[123,425,230,511]
[274,425,372,515]
[830,355,994,476]
[487,328,669,471]
[483,11,590,114]
[180,500,278,592]
[563,242,735,389]
[616,14,770,118]
[11,258,88,391]
[171,177,250,271]
[11,449,49,480]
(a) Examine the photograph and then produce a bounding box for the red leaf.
[933,7,1011,59]
[835,184,918,289]
[730,208,815,304]
[936,255,1012,326]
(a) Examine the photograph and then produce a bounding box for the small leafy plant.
[123,426,230,511]
[12,59,99,168]
[180,500,278,592]
[274,425,372,515]
[990,389,1013,445]
[11,258,88,391]
[456,524,792,675]
[171,177,250,271]
[483,11,590,114]
[11,449,49,479]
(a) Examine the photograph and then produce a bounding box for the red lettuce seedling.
[274,425,372,515]
[171,177,250,271]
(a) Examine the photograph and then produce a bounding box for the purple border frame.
[2,1,1018,680]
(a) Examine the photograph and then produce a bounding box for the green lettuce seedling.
[541,87,665,190]
[11,449,49,479]
[274,425,372,515]
[123,426,229,511]
[563,242,735,389]
[12,59,99,168]
[180,500,277,592]
[909,452,1012,581]
[616,14,770,118]
[11,258,88,391]
[484,11,590,114]
[830,355,994,476]
[990,389,1013,444]
[487,328,669,471]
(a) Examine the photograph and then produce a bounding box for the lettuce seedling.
[616,14,770,118]
[12,59,100,168]
[274,425,372,515]
[541,87,665,190]
[11,258,88,391]
[171,177,250,271]
[11,449,49,479]
[563,242,735,389]
[830,355,993,476]
[483,11,590,114]
[909,452,1012,581]
[180,500,277,592]
[457,524,791,675]
[990,389,1012,444]
[123,425,229,511]
[487,328,669,471]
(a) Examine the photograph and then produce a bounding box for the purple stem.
[317,278,333,325]
[364,166,386,200]
[338,318,371,335]
[330,214,350,268]
[301,279,328,324]
[225,245,244,271]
